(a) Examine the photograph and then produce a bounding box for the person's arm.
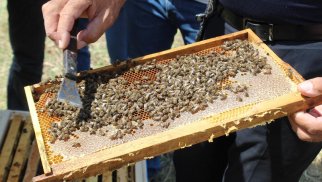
[289,77,322,142]
[42,0,125,49]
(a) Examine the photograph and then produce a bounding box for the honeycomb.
[33,39,300,165]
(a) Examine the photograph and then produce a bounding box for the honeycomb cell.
[35,93,63,164]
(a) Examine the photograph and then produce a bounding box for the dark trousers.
[173,17,322,182]
[7,0,46,111]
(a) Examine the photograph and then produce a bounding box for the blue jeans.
[105,0,208,179]
[77,18,91,72]
[173,22,322,182]
[106,0,207,63]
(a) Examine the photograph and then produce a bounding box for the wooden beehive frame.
[25,29,322,182]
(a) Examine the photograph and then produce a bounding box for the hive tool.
[57,20,83,108]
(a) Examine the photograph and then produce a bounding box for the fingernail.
[299,81,313,92]
[58,40,64,49]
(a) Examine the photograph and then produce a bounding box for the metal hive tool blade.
[57,78,83,108]
[56,20,82,108]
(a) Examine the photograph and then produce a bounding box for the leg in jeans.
[77,45,91,71]
[106,0,209,61]
[105,1,129,64]
[124,0,178,58]
[76,18,91,71]
[7,0,46,111]
[170,0,209,44]
[106,0,177,62]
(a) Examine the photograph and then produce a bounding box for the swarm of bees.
[42,39,272,142]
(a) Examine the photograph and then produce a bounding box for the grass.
[0,1,320,180]
[0,1,10,109]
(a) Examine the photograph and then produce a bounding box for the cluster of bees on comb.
[41,39,272,142]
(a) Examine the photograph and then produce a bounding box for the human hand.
[42,0,125,49]
[289,77,322,142]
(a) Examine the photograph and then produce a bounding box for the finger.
[58,0,92,32]
[42,0,67,35]
[289,115,322,142]
[77,41,88,49]
[77,2,96,48]
[57,0,92,49]
[47,32,61,45]
[79,8,119,44]
[76,30,88,49]
[291,111,322,135]
[44,14,59,35]
[78,14,110,44]
[48,31,69,49]
[59,31,70,49]
[291,124,322,142]
[298,77,322,97]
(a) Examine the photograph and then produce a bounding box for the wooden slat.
[7,117,34,182]
[116,166,128,182]
[102,171,112,182]
[24,86,52,175]
[135,161,148,182]
[23,140,40,182]
[0,114,23,181]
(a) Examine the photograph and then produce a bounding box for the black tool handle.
[63,19,79,79]
[66,19,79,52]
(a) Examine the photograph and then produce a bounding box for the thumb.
[298,77,322,97]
